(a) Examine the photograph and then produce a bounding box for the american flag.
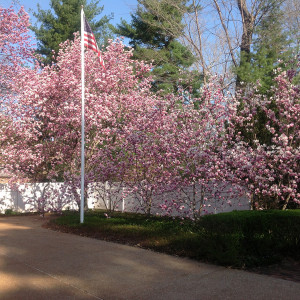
[83,16,105,68]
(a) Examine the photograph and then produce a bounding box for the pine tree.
[31,0,112,65]
[112,0,201,95]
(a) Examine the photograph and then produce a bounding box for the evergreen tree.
[31,0,112,65]
[112,0,201,95]
[235,1,292,94]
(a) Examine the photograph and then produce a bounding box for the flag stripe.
[84,39,97,50]
[83,16,105,68]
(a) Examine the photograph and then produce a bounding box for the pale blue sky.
[1,0,137,47]
[1,0,137,31]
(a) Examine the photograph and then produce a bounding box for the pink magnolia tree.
[3,32,166,211]
[153,81,244,219]
[99,78,244,218]
[0,6,34,211]
[0,6,33,99]
[225,66,300,210]
[92,80,241,218]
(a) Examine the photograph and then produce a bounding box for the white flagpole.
[80,6,85,223]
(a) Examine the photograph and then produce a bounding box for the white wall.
[0,182,250,216]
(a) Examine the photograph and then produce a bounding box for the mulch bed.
[248,259,300,283]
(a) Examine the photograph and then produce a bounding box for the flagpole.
[80,6,85,224]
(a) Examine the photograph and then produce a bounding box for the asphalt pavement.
[0,215,299,300]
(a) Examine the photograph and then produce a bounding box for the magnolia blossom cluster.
[225,68,300,210]
[0,6,33,99]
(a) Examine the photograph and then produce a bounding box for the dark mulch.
[248,259,300,283]
[43,219,300,283]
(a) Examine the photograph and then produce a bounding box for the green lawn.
[48,209,300,268]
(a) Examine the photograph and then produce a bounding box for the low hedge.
[194,210,300,267]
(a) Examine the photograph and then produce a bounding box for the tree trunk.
[236,0,254,90]
[282,194,291,210]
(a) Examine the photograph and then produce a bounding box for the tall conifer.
[31,0,112,64]
[113,0,201,95]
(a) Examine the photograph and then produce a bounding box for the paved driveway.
[0,216,299,300]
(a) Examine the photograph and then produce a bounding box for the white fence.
[0,182,250,216]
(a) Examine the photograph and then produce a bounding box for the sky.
[1,0,137,42]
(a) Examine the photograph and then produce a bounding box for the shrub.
[197,210,300,267]
[4,209,14,215]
